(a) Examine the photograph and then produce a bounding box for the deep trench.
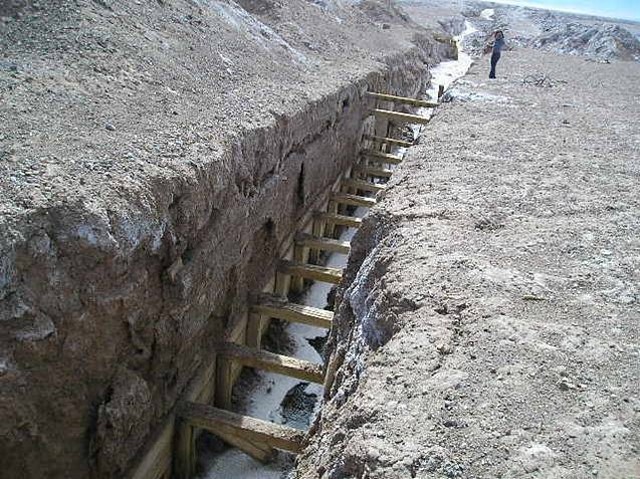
[173,24,476,478]
[78,28,478,479]
[198,30,470,479]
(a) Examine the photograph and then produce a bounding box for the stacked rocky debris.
[533,22,640,62]
[465,0,640,62]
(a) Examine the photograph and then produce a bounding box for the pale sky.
[487,0,640,21]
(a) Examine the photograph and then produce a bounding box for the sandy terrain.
[297,47,640,478]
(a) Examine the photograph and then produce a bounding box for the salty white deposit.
[481,8,495,20]
[199,212,365,479]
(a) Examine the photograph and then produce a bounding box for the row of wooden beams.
[371,108,431,125]
[362,149,403,165]
[178,402,305,455]
[279,260,343,285]
[342,178,386,194]
[357,165,393,179]
[252,294,333,329]
[296,233,351,255]
[317,212,363,229]
[364,135,413,148]
[366,91,439,108]
[217,343,324,384]
[331,192,377,208]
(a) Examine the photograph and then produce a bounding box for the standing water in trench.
[197,20,478,479]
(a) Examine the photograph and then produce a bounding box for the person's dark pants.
[489,51,501,79]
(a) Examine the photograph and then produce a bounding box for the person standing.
[488,30,506,79]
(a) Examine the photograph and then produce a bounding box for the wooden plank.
[246,311,263,349]
[366,91,439,108]
[331,192,377,208]
[215,356,233,410]
[361,150,403,165]
[364,135,413,148]
[178,402,305,454]
[130,420,174,479]
[173,419,196,479]
[131,357,218,479]
[309,214,325,264]
[291,243,309,293]
[325,198,339,238]
[371,108,431,125]
[357,165,393,179]
[215,429,274,463]
[252,294,333,329]
[279,260,343,285]
[317,212,363,229]
[296,233,351,255]
[342,178,386,194]
[218,343,324,384]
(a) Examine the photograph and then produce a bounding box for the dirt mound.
[533,22,640,61]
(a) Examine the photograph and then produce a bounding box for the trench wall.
[0,33,455,479]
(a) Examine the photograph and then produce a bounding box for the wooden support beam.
[173,419,196,479]
[317,212,363,229]
[362,150,403,165]
[132,420,174,479]
[291,242,309,294]
[252,294,333,329]
[325,198,339,239]
[371,108,431,125]
[246,311,263,349]
[215,429,274,463]
[357,165,393,179]
[342,178,386,194]
[366,91,439,108]
[364,135,413,148]
[279,260,343,285]
[296,233,351,255]
[331,192,377,208]
[178,402,305,454]
[215,357,233,410]
[217,343,324,384]
[309,214,325,264]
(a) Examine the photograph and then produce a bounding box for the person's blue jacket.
[493,37,505,54]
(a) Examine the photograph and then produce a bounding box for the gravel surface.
[297,47,640,479]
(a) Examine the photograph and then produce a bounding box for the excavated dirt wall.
[0,2,456,477]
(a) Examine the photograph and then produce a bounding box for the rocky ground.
[297,46,640,478]
[402,0,640,61]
